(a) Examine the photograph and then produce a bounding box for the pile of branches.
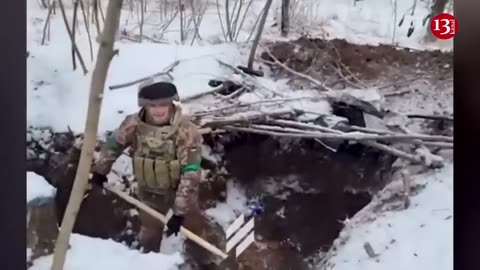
[107,58,453,169]
[194,104,452,169]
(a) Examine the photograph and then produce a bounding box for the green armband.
[181,163,201,174]
[105,134,122,153]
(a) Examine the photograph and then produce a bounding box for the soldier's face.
[146,103,172,124]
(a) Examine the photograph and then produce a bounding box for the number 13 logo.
[430,13,458,40]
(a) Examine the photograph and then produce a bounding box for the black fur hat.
[138,80,179,107]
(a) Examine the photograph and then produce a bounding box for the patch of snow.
[324,163,453,270]
[27,172,56,203]
[201,144,221,165]
[205,203,238,229]
[29,128,53,143]
[270,0,452,51]
[284,89,332,118]
[205,180,248,229]
[160,234,187,256]
[27,248,32,262]
[276,206,286,219]
[110,154,133,179]
[129,209,139,217]
[30,234,184,270]
[28,41,244,133]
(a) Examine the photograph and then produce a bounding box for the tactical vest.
[132,114,182,192]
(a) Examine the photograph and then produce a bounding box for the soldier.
[90,79,215,268]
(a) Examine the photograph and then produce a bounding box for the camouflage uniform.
[93,104,215,266]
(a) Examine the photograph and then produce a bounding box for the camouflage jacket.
[93,106,203,216]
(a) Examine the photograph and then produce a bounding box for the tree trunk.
[79,0,95,61]
[72,1,79,70]
[179,0,184,43]
[50,0,124,269]
[140,0,144,41]
[247,0,273,69]
[225,0,233,41]
[41,3,54,45]
[58,0,88,74]
[280,0,289,37]
[425,0,449,42]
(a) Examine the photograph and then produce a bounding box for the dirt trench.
[207,133,395,269]
[27,128,396,270]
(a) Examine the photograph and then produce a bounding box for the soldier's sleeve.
[92,114,138,175]
[173,120,203,216]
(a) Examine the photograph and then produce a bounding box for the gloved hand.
[90,172,108,188]
[166,214,184,237]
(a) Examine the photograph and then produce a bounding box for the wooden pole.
[104,185,229,259]
[50,1,124,269]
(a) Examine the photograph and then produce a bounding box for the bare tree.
[72,0,80,70]
[92,0,102,34]
[281,0,289,36]
[50,0,124,269]
[179,0,185,43]
[140,0,145,41]
[79,0,95,61]
[58,0,88,74]
[98,0,106,22]
[225,0,233,40]
[215,0,256,42]
[189,0,209,45]
[41,2,55,45]
[424,0,449,42]
[247,0,273,69]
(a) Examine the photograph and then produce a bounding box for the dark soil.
[213,133,395,270]
[28,130,395,270]
[261,37,452,89]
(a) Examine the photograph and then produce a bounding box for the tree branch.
[108,60,180,90]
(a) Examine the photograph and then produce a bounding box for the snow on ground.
[323,163,453,270]
[27,0,452,269]
[27,0,246,133]
[269,0,453,51]
[205,180,249,229]
[30,234,184,270]
[27,0,452,132]
[27,172,56,204]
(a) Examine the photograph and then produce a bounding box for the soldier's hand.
[166,214,184,237]
[90,172,108,188]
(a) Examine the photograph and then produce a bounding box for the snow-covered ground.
[26,170,185,270]
[269,0,453,51]
[27,171,57,204]
[30,234,184,270]
[27,0,453,269]
[28,0,452,133]
[324,163,453,270]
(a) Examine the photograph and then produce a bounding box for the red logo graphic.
[430,13,457,40]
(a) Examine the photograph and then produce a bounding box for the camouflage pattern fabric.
[92,105,203,216]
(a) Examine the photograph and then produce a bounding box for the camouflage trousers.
[136,187,220,268]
